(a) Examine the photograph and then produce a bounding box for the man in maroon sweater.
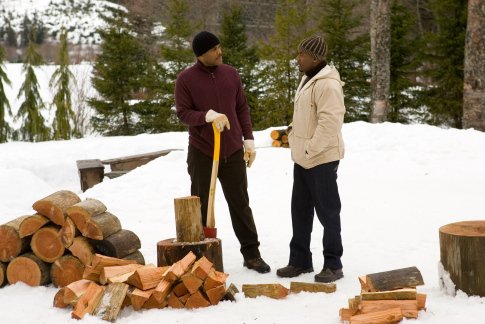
[175,31,270,274]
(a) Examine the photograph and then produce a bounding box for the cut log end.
[6,253,51,286]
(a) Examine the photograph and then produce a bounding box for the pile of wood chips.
[0,190,144,289]
[54,251,235,322]
[339,266,427,324]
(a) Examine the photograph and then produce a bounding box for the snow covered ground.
[1,121,485,323]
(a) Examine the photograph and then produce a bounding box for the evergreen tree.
[219,4,260,128]
[15,31,50,142]
[257,0,309,128]
[89,7,154,135]
[0,45,12,143]
[418,0,467,128]
[50,28,75,140]
[317,0,370,122]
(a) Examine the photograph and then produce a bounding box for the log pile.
[54,251,234,322]
[270,129,290,148]
[0,190,144,289]
[339,266,427,324]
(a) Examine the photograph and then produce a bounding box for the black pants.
[289,161,343,270]
[187,145,261,260]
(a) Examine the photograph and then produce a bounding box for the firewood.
[206,284,226,305]
[68,236,94,266]
[93,282,129,322]
[349,296,361,310]
[31,225,65,263]
[53,288,70,308]
[91,229,141,259]
[0,215,32,262]
[417,293,427,310]
[122,250,145,265]
[350,307,403,324]
[59,217,79,248]
[222,283,239,302]
[290,281,337,294]
[191,256,213,280]
[126,265,167,290]
[272,140,282,147]
[53,279,92,308]
[359,300,419,319]
[163,251,197,282]
[18,214,49,238]
[6,252,51,286]
[152,278,173,303]
[361,266,424,292]
[270,129,287,140]
[142,293,167,309]
[281,134,289,144]
[66,198,107,232]
[128,287,154,311]
[361,288,417,300]
[174,196,204,243]
[50,254,85,287]
[83,254,137,282]
[172,281,189,297]
[71,281,105,319]
[0,262,7,287]
[204,269,229,291]
[339,308,358,322]
[167,293,185,309]
[83,211,122,240]
[185,290,211,308]
[181,273,203,294]
[179,293,190,304]
[99,263,145,285]
[242,283,289,299]
[32,190,81,225]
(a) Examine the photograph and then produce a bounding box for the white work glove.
[205,109,230,132]
[243,139,256,168]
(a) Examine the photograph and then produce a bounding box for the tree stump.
[157,238,223,272]
[174,196,204,243]
[439,220,485,297]
[6,253,51,286]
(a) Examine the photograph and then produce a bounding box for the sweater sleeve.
[234,75,254,140]
[175,74,207,126]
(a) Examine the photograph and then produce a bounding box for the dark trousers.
[187,145,261,260]
[289,161,343,270]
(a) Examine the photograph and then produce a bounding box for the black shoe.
[243,257,271,273]
[314,267,343,283]
[276,265,314,278]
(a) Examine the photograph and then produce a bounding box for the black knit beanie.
[192,31,220,57]
[298,35,327,61]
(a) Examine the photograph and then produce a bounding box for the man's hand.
[243,139,256,168]
[206,109,230,132]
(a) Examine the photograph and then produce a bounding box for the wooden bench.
[77,149,181,192]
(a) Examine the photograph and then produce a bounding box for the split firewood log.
[18,214,49,238]
[349,307,403,324]
[142,293,167,309]
[126,265,167,290]
[359,266,424,292]
[71,281,105,319]
[0,262,7,287]
[59,217,79,248]
[172,281,189,297]
[359,299,419,319]
[66,198,107,232]
[242,283,289,299]
[360,288,417,301]
[167,293,185,308]
[222,283,239,302]
[6,252,51,286]
[204,269,229,291]
[417,293,427,310]
[91,229,141,259]
[82,211,122,240]
[290,281,337,294]
[128,287,155,311]
[152,278,173,303]
[93,282,129,322]
[191,256,213,280]
[83,254,137,282]
[162,251,197,282]
[185,290,211,309]
[68,236,94,266]
[50,254,85,288]
[32,190,81,226]
[99,263,145,285]
[206,284,226,305]
[31,225,65,263]
[181,273,203,294]
[0,215,32,262]
[53,279,92,308]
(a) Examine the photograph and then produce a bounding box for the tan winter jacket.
[288,65,345,169]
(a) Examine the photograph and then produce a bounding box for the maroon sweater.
[175,60,254,159]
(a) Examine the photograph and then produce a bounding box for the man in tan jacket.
[276,35,345,283]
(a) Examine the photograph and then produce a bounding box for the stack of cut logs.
[339,266,427,324]
[54,251,234,321]
[0,190,144,289]
[271,129,289,148]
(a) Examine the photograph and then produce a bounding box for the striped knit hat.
[298,35,327,61]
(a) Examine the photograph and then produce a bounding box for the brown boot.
[243,257,271,273]
[314,267,343,283]
[276,265,313,278]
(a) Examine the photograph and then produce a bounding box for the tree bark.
[242,283,289,299]
[83,211,122,240]
[0,215,31,262]
[463,0,485,131]
[174,196,204,243]
[360,266,424,292]
[91,229,141,259]
[31,225,65,263]
[370,0,391,123]
[6,252,51,286]
[66,198,107,232]
[50,254,85,288]
[32,190,81,225]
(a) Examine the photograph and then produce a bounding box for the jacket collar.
[294,65,333,101]
[195,59,218,73]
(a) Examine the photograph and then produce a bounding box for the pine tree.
[50,28,75,140]
[257,0,309,128]
[418,0,467,128]
[0,45,12,143]
[317,0,370,122]
[219,4,260,128]
[89,7,153,135]
[15,31,50,142]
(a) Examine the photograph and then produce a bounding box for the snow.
[1,120,485,323]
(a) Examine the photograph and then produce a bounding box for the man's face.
[199,44,223,67]
[296,51,318,73]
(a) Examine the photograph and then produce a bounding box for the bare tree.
[370,0,391,123]
[463,0,485,131]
